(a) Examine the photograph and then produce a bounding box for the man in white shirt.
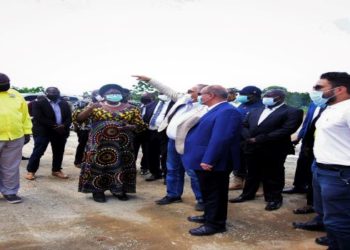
[133,75,207,211]
[311,72,350,250]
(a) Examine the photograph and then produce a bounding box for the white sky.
[1,0,350,95]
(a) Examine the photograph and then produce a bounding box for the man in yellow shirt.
[0,73,32,203]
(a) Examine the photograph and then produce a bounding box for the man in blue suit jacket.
[182,85,242,236]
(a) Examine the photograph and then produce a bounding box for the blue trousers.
[166,139,202,202]
[313,162,350,250]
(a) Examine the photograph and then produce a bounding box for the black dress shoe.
[21,156,30,160]
[315,236,329,246]
[292,221,325,231]
[282,187,307,194]
[187,215,205,224]
[228,195,254,203]
[155,196,182,205]
[92,192,106,203]
[146,175,162,182]
[293,205,315,214]
[265,201,282,211]
[112,192,129,201]
[189,225,226,236]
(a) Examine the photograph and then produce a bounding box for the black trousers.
[74,129,89,165]
[27,135,67,173]
[195,170,230,229]
[133,131,149,171]
[147,130,168,177]
[242,150,287,202]
[233,149,247,178]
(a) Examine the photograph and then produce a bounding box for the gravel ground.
[0,134,325,250]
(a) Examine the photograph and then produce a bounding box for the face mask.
[105,94,123,102]
[197,96,203,105]
[47,94,60,102]
[236,95,249,104]
[0,83,10,92]
[309,88,338,107]
[262,97,277,107]
[158,94,169,101]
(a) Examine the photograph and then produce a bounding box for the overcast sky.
[1,0,350,95]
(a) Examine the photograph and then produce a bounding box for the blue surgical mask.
[236,95,249,104]
[309,90,329,107]
[105,94,123,102]
[197,96,203,105]
[262,97,276,107]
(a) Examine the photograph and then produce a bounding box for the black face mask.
[0,83,10,92]
[47,95,60,102]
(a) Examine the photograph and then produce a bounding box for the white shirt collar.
[207,101,226,111]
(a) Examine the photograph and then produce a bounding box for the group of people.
[0,72,349,249]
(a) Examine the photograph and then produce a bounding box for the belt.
[316,162,350,171]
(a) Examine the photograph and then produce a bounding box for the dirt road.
[0,134,325,250]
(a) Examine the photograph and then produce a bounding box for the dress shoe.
[189,225,226,236]
[145,174,162,182]
[92,192,106,203]
[155,196,182,205]
[228,195,254,203]
[195,202,205,211]
[21,156,30,160]
[292,221,325,231]
[315,236,329,246]
[187,215,206,224]
[293,205,315,214]
[52,171,69,179]
[25,172,36,180]
[112,192,129,201]
[265,201,283,211]
[282,187,307,194]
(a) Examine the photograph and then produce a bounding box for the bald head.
[263,89,286,101]
[200,85,228,107]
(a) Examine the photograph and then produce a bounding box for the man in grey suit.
[133,75,207,211]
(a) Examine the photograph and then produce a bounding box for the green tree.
[130,81,158,101]
[13,86,45,93]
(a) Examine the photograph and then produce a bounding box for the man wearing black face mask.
[25,87,72,180]
[0,73,32,203]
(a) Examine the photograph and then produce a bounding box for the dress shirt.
[149,100,171,130]
[208,101,227,111]
[314,99,350,166]
[0,89,32,140]
[166,102,204,140]
[48,98,62,125]
[257,103,284,125]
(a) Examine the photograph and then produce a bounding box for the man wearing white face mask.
[143,93,174,181]
[230,89,303,211]
[132,75,207,211]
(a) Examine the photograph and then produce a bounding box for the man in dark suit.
[230,89,303,211]
[142,94,174,181]
[25,87,72,180]
[182,85,242,236]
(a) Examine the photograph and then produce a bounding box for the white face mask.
[158,94,169,101]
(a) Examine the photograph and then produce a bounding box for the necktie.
[149,101,164,127]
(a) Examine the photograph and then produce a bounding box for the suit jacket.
[157,95,192,132]
[182,102,242,172]
[32,98,72,137]
[297,103,317,141]
[241,104,303,154]
[143,100,174,125]
[175,106,207,154]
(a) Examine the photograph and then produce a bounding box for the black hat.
[99,83,126,96]
[0,73,10,84]
[239,86,262,96]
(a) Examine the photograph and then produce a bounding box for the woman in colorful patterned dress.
[76,84,146,202]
